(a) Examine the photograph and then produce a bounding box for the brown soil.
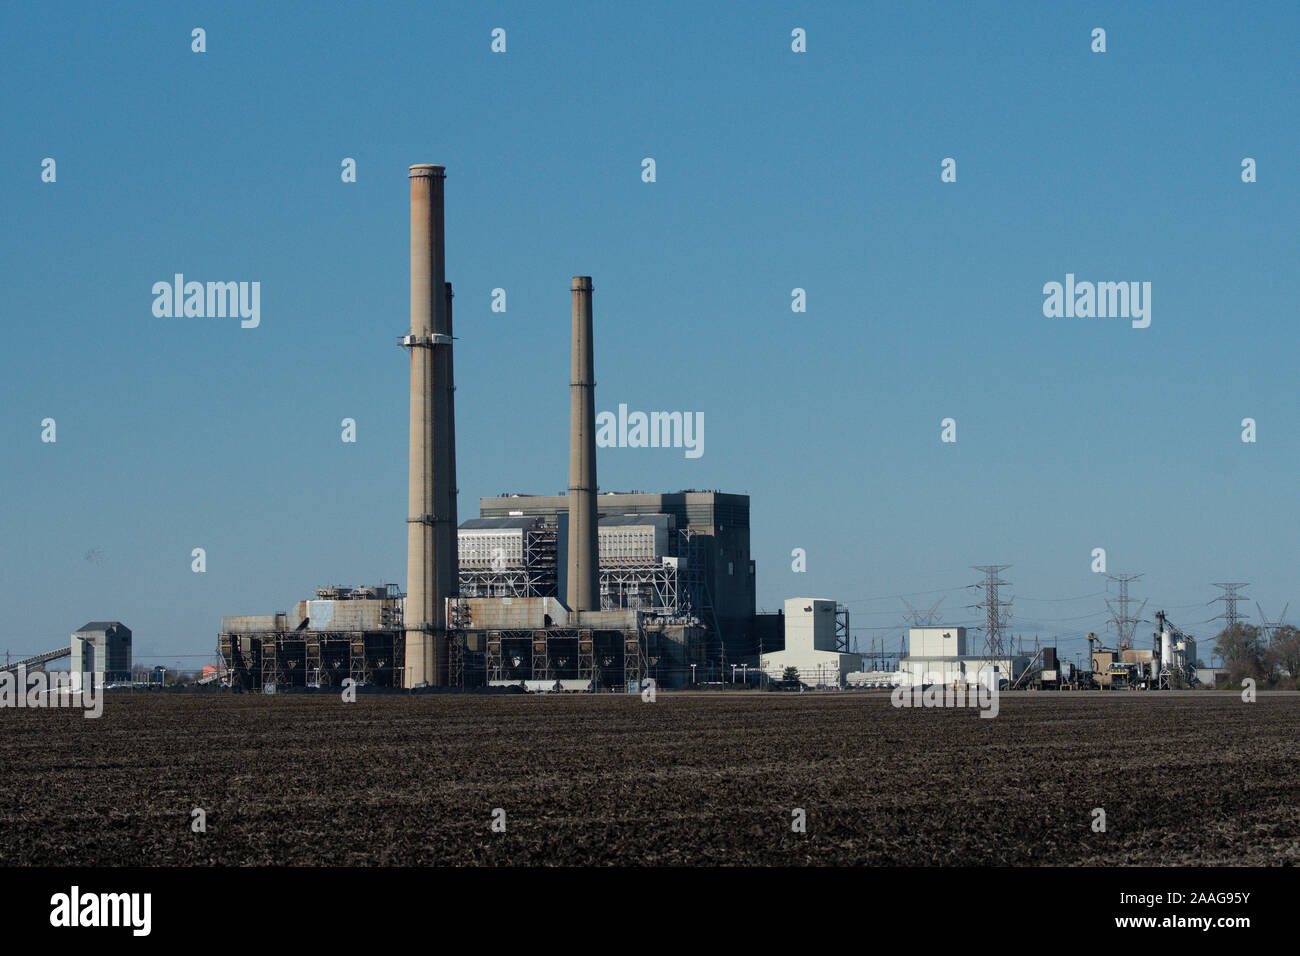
[1,691,1295,865]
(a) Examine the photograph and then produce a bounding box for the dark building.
[71,622,132,682]
[477,491,757,662]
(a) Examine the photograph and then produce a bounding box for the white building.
[896,626,1028,688]
[760,598,860,687]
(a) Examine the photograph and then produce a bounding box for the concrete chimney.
[403,164,456,687]
[566,276,600,612]
[444,280,458,595]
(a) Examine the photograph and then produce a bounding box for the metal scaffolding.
[624,626,646,691]
[531,630,553,681]
[577,629,594,683]
[835,604,851,653]
[218,630,402,691]
[485,629,533,684]
[460,526,558,598]
[460,525,706,620]
[448,632,466,688]
[467,621,654,691]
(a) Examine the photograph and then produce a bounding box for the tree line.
[1213,623,1300,687]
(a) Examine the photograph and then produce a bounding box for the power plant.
[210,164,1225,695]
[216,164,768,691]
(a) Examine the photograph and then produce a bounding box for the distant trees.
[1214,624,1265,684]
[782,666,800,683]
[1214,622,1300,688]
[1264,625,1300,684]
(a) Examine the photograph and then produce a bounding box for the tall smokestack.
[403,164,456,687]
[566,276,599,612]
[444,281,458,596]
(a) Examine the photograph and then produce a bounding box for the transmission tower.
[901,596,944,626]
[972,565,1012,668]
[1255,602,1288,643]
[1209,583,1250,630]
[1105,573,1147,649]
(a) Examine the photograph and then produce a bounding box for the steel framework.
[460,527,559,598]
[834,604,851,653]
[485,629,534,683]
[1256,602,1289,643]
[972,565,1012,682]
[471,622,652,691]
[0,645,70,674]
[624,625,646,691]
[460,526,707,620]
[1106,573,1147,649]
[218,630,403,691]
[448,632,466,688]
[601,561,683,613]
[1210,583,1251,630]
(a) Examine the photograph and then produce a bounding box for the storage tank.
[1161,629,1173,680]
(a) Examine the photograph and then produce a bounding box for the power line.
[1016,611,1110,624]
[1017,591,1107,602]
[837,585,971,606]
[901,596,944,626]
[852,618,983,633]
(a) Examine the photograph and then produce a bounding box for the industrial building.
[1088,612,1199,689]
[219,586,404,690]
[893,626,1029,689]
[759,599,860,687]
[70,622,132,684]
[1195,667,1229,686]
[468,491,755,664]
[0,621,133,687]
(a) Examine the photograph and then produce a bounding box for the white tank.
[1161,629,1174,682]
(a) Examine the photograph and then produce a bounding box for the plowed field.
[2,691,1296,865]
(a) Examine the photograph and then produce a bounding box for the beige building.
[760,598,860,687]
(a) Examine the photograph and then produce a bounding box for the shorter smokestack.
[566,277,599,612]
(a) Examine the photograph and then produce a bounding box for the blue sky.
[2,1,1296,669]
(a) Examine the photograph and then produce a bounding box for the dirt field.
[1,691,1296,865]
